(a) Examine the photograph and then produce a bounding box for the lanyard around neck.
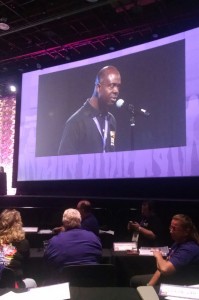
[93,116,108,152]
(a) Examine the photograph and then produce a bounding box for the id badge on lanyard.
[93,116,108,152]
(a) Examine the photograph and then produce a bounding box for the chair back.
[99,231,114,249]
[59,264,117,287]
[0,267,16,288]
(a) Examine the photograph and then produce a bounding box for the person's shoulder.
[50,230,67,241]
[50,231,73,248]
[81,228,99,238]
[88,213,98,222]
[13,239,29,246]
[83,214,99,228]
[187,240,199,249]
[67,106,84,121]
[178,240,199,252]
[66,101,91,123]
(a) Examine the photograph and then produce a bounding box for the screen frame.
[13,27,199,199]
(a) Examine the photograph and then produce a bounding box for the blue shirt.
[81,213,99,236]
[44,228,102,271]
[168,241,199,270]
[161,240,199,285]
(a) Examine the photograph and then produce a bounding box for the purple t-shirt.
[161,240,199,285]
[168,241,199,270]
[44,228,102,270]
[81,213,99,236]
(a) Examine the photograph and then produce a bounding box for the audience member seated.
[130,214,199,287]
[77,200,99,236]
[52,200,99,236]
[127,200,163,248]
[44,208,102,272]
[0,209,37,288]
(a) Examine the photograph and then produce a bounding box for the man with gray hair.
[62,208,82,228]
[44,209,102,271]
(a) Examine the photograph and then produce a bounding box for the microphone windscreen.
[116,99,124,108]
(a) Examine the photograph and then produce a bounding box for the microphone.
[116,99,150,116]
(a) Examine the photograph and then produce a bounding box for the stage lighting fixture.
[10,85,16,92]
[0,18,10,31]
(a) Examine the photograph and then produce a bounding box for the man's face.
[97,72,121,107]
[141,203,150,217]
[169,219,189,242]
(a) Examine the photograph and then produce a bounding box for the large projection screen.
[17,27,199,182]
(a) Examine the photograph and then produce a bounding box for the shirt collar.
[84,99,110,119]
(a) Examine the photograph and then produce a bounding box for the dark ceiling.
[1,0,199,92]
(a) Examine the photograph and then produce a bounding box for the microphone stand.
[129,104,135,150]
[116,99,150,150]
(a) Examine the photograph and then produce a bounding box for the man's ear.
[96,83,101,91]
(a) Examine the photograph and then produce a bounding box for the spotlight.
[10,85,16,92]
[0,18,10,31]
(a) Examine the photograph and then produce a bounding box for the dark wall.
[16,176,199,200]
[0,173,7,195]
[0,195,199,246]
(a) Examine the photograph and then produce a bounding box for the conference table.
[110,250,156,286]
[0,287,143,300]
[29,248,157,287]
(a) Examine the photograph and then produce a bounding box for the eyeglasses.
[169,225,183,232]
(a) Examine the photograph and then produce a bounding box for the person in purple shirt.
[77,200,99,236]
[130,214,199,287]
[44,208,102,271]
[52,200,100,236]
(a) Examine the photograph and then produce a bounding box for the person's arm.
[128,221,156,240]
[147,251,176,286]
[148,270,161,286]
[153,250,176,275]
[52,226,64,234]
[138,226,156,240]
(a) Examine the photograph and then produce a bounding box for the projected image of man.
[58,65,121,155]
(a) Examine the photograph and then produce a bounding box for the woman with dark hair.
[0,209,37,288]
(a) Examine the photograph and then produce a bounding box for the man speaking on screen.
[58,65,121,155]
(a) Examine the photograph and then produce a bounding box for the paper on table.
[0,291,17,300]
[165,297,188,300]
[0,282,70,300]
[99,230,114,235]
[160,283,199,300]
[29,282,70,300]
[38,229,53,234]
[139,246,169,256]
[23,227,38,233]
